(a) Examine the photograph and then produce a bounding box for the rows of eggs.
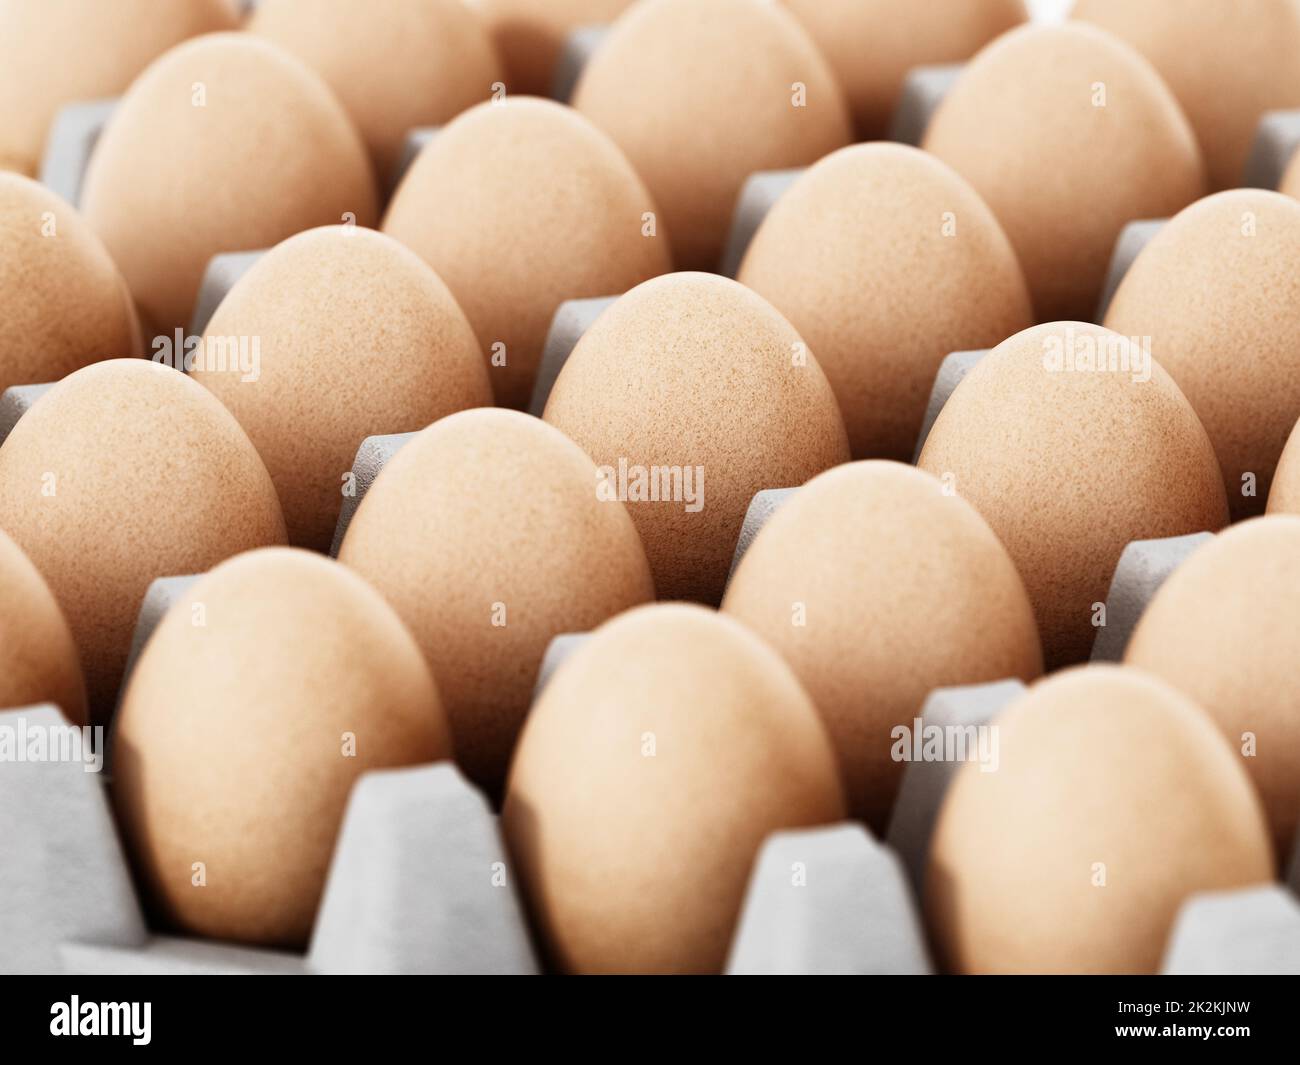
[2,0,1300,975]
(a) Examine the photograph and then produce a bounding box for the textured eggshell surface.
[474,0,635,96]
[722,461,1042,831]
[338,408,655,796]
[926,666,1274,974]
[113,548,450,949]
[193,226,492,551]
[542,272,850,605]
[503,603,844,974]
[916,322,1229,669]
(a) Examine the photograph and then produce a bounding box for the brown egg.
[1283,152,1300,200]
[781,0,1026,140]
[0,173,139,394]
[114,548,449,948]
[738,143,1032,460]
[193,226,491,551]
[503,603,844,974]
[916,322,1228,669]
[922,23,1205,322]
[1124,518,1300,861]
[1103,189,1300,520]
[542,272,850,605]
[926,666,1273,974]
[571,0,852,271]
[474,0,635,96]
[338,408,655,795]
[81,33,376,335]
[249,0,501,185]
[722,461,1042,831]
[0,0,237,177]
[0,527,86,724]
[382,97,670,409]
[0,359,286,721]
[1075,0,1300,191]
[1269,417,1300,514]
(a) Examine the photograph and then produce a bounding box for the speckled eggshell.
[113,548,449,948]
[922,23,1205,322]
[1104,189,1300,521]
[571,0,852,272]
[738,143,1032,460]
[542,272,850,605]
[0,0,237,177]
[781,0,1026,140]
[0,173,140,395]
[926,666,1273,974]
[916,322,1228,669]
[80,33,376,335]
[338,408,655,796]
[249,0,501,184]
[382,97,670,410]
[1075,0,1300,191]
[1124,517,1300,861]
[1268,417,1300,514]
[722,462,1042,831]
[473,0,635,96]
[503,603,844,974]
[0,359,287,721]
[193,226,491,552]
[0,527,86,725]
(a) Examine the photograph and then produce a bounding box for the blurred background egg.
[1074,0,1300,190]
[338,409,655,797]
[0,173,139,395]
[0,527,86,725]
[923,23,1205,321]
[1103,189,1300,520]
[193,226,491,551]
[722,462,1042,830]
[503,603,844,974]
[0,0,237,177]
[781,0,1027,140]
[80,33,376,337]
[571,0,852,271]
[113,548,450,948]
[1269,417,1300,514]
[0,360,286,721]
[543,272,850,605]
[916,322,1228,668]
[738,143,1032,460]
[382,97,670,409]
[926,666,1273,974]
[249,0,501,186]
[1124,517,1300,862]
[474,0,635,96]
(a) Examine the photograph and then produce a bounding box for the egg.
[80,33,376,336]
[916,322,1228,669]
[0,0,237,177]
[927,666,1273,974]
[249,0,501,185]
[0,359,286,720]
[1269,417,1300,514]
[1124,517,1300,861]
[0,173,139,395]
[113,548,449,948]
[338,408,655,795]
[922,23,1205,322]
[571,0,851,271]
[721,461,1042,831]
[0,527,86,724]
[382,97,670,409]
[737,143,1032,460]
[542,272,850,605]
[192,226,491,552]
[1074,0,1300,191]
[1103,189,1300,521]
[474,0,635,96]
[503,603,843,974]
[780,0,1026,140]
[1282,152,1300,200]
